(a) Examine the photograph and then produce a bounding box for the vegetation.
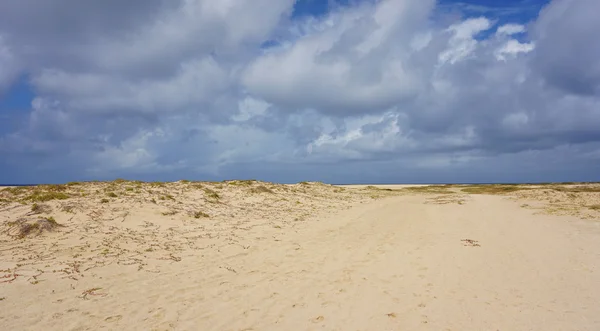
[193,211,210,218]
[30,203,51,214]
[402,185,453,194]
[25,191,70,202]
[8,217,63,239]
[460,185,530,194]
[250,185,274,194]
[204,189,220,201]
[551,186,600,193]
[106,192,118,198]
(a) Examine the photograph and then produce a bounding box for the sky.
[1,0,599,184]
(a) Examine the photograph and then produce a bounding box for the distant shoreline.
[1,181,598,187]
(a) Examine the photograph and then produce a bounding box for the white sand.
[1,183,600,330]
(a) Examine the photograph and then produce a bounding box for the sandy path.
[3,193,600,330]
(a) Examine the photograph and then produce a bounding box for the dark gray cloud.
[532,0,600,96]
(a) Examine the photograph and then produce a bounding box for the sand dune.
[1,181,599,330]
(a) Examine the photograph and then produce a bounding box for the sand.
[1,181,599,330]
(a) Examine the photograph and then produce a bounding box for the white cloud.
[495,39,535,61]
[438,17,492,65]
[496,24,526,36]
[242,0,434,115]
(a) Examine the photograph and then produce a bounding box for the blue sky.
[1,0,599,184]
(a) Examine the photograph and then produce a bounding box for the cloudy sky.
[0,0,599,184]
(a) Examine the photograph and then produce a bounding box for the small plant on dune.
[193,211,210,218]
[30,203,51,214]
[3,186,32,196]
[180,179,190,183]
[552,185,600,193]
[100,198,109,203]
[41,184,68,192]
[25,191,70,202]
[106,192,118,198]
[589,205,600,211]
[8,217,63,239]
[204,189,220,201]
[113,178,128,183]
[227,179,256,186]
[461,185,529,195]
[250,185,274,194]
[402,186,452,194]
[150,198,157,204]
[125,187,134,192]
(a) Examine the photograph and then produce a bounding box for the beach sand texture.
[1,181,600,330]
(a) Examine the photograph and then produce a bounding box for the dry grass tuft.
[461,185,530,195]
[551,186,600,193]
[193,211,210,218]
[30,203,52,215]
[6,217,63,239]
[402,185,453,194]
[204,189,220,201]
[250,185,275,194]
[25,191,70,202]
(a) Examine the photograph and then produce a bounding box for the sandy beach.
[1,181,600,330]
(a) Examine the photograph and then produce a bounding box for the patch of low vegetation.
[179,179,191,183]
[204,188,220,201]
[25,191,71,202]
[61,203,78,213]
[460,185,530,195]
[2,186,33,198]
[100,198,109,203]
[40,184,68,192]
[250,185,274,194]
[588,205,600,211]
[402,185,453,194]
[551,186,600,193]
[193,211,210,218]
[161,210,177,216]
[30,203,52,214]
[106,192,118,198]
[6,217,63,239]
[226,179,257,186]
[159,194,175,201]
[366,185,394,191]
